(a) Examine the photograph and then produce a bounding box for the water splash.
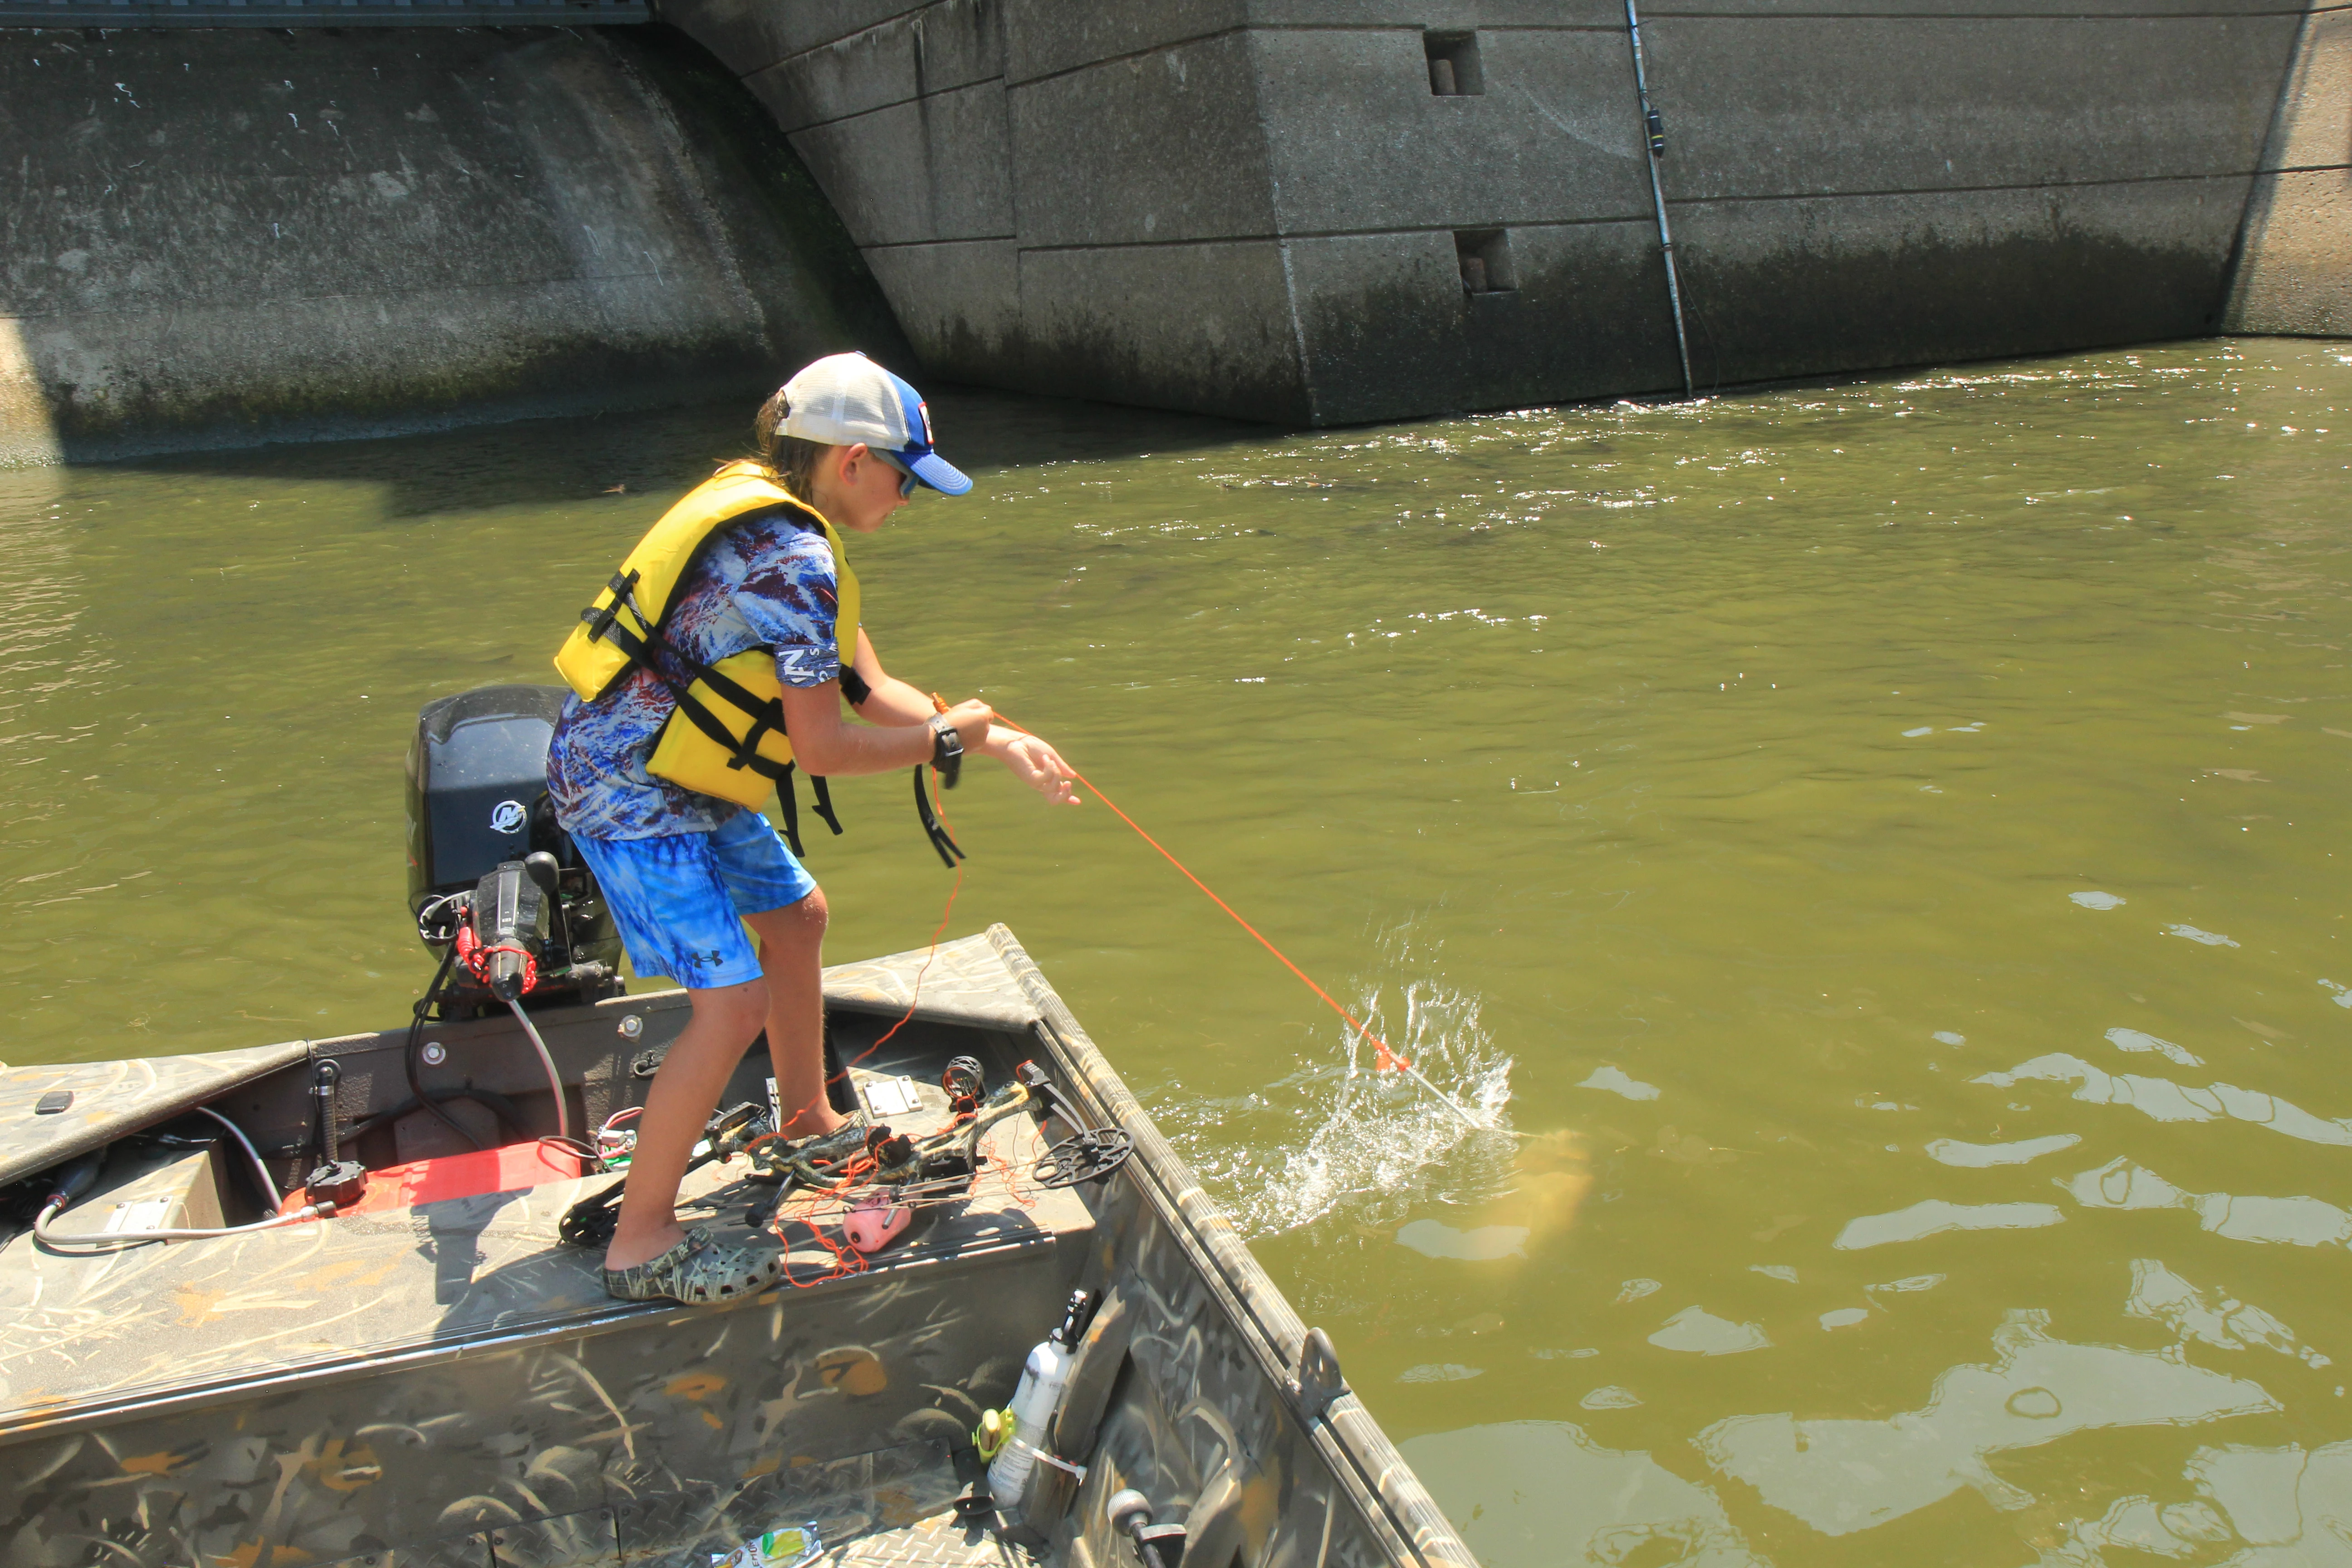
[1171,964,1515,1240]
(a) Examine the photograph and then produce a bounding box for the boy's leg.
[567,827,778,1277]
[603,976,768,1270]
[744,889,846,1139]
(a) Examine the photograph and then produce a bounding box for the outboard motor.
[405,684,622,1015]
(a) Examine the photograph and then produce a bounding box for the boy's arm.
[841,628,936,727]
[783,628,1079,804]
[778,677,986,778]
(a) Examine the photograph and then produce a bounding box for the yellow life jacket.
[553,461,864,832]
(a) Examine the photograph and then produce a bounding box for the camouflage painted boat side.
[0,1039,313,1190]
[0,929,1478,1568]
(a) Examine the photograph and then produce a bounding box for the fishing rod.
[995,715,1522,1138]
[1624,0,1695,398]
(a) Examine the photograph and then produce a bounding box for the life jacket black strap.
[841,666,873,706]
[912,764,964,869]
[666,681,794,784]
[774,763,805,858]
[810,774,843,837]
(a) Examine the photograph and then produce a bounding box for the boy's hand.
[993,730,1080,806]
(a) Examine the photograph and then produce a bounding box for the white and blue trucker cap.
[778,353,971,496]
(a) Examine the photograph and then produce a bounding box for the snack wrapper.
[710,1524,821,1568]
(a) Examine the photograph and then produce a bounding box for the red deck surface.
[281,1140,583,1216]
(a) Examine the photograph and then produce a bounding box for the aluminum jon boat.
[0,926,1476,1568]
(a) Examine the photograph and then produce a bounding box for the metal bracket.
[1287,1327,1349,1423]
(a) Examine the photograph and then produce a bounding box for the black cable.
[405,947,486,1153]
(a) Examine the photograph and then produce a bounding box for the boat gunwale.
[985,926,1476,1568]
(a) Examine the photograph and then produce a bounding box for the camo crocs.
[603,1226,783,1305]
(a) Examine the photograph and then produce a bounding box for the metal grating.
[320,1535,495,1568]
[490,1510,622,1568]
[0,0,646,28]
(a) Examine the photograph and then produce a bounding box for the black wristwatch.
[929,714,965,789]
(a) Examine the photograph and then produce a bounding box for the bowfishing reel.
[942,1056,985,1115]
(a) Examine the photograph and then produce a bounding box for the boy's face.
[816,444,914,534]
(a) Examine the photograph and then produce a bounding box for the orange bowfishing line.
[990,712,1415,1074]
[768,701,1454,1140]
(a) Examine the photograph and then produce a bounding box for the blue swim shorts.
[570,808,818,990]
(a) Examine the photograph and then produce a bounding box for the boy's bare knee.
[792,888,828,936]
[749,889,827,951]
[693,976,770,1039]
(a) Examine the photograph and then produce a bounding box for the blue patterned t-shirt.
[547,510,845,840]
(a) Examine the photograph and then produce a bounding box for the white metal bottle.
[986,1329,1073,1501]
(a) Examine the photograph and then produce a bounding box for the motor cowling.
[407,684,621,1011]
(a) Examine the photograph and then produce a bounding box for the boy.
[547,353,1076,1304]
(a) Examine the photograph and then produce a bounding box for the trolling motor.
[406,685,623,1015]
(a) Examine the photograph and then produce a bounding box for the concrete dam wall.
[0,1,2342,456]
[0,24,907,464]
[668,0,2346,427]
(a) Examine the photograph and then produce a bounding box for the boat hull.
[0,928,1475,1568]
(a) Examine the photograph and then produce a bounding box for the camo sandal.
[603,1226,782,1305]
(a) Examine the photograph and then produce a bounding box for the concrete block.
[1014,241,1309,421]
[660,0,936,78]
[1253,26,1652,236]
[864,239,1024,381]
[1642,15,2300,198]
[1653,0,2294,17]
[2226,7,2352,334]
[1008,5,1625,86]
[787,78,1015,246]
[2226,167,2352,334]
[745,0,1004,132]
[2227,167,2352,334]
[1009,32,1278,246]
[2255,4,2352,172]
[1284,223,1681,425]
[1004,0,1243,84]
[1670,175,2252,387]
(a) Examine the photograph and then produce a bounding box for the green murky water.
[5,338,2351,1565]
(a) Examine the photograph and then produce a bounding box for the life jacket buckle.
[579,569,644,643]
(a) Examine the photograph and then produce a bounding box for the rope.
[995,715,1412,1071]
